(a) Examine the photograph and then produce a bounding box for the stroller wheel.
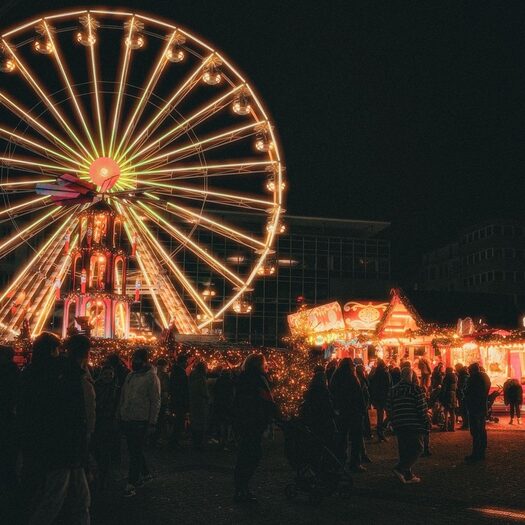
[308,491,324,505]
[285,483,297,501]
[338,484,352,499]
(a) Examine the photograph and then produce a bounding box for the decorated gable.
[377,289,423,336]
[343,301,389,331]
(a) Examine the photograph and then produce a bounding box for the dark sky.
[2,1,525,280]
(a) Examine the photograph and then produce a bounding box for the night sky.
[2,0,525,280]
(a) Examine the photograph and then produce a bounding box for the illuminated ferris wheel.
[0,8,285,339]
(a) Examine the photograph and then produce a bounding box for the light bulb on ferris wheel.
[0,8,286,340]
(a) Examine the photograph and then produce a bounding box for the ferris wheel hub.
[88,157,120,190]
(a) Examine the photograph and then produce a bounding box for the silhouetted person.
[356,364,372,443]
[330,358,367,472]
[431,363,445,390]
[299,370,337,470]
[390,366,401,386]
[169,355,189,448]
[154,358,170,444]
[119,348,161,497]
[92,365,119,490]
[369,359,391,442]
[23,333,92,525]
[233,353,276,503]
[455,363,470,429]
[464,362,490,463]
[503,378,523,425]
[417,354,432,392]
[19,332,62,502]
[210,368,235,448]
[0,345,20,494]
[440,367,457,432]
[189,361,209,450]
[388,367,429,484]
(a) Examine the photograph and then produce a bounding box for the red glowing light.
[88,157,120,190]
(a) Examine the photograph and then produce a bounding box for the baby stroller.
[428,387,445,428]
[486,387,502,424]
[280,419,352,504]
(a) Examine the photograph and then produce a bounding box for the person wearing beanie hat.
[387,366,430,484]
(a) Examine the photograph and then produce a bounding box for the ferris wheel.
[0,8,285,339]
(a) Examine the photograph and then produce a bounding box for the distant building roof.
[210,210,390,238]
[404,290,522,329]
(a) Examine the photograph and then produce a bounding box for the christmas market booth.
[288,288,525,386]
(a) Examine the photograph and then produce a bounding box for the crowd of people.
[0,335,522,524]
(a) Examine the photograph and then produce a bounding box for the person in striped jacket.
[387,366,430,484]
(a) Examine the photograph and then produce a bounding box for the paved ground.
[90,415,525,525]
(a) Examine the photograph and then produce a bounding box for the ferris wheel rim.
[0,7,286,334]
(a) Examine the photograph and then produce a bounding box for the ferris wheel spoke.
[108,16,139,157]
[0,126,82,170]
[132,122,259,170]
[0,93,90,167]
[114,199,195,330]
[0,212,73,306]
[0,199,52,224]
[123,203,214,317]
[0,178,56,189]
[0,206,67,260]
[140,194,266,251]
[122,160,276,180]
[0,195,49,219]
[120,84,242,168]
[133,180,275,209]
[113,31,178,159]
[137,200,245,287]
[0,155,82,174]
[1,39,94,162]
[116,55,213,163]
[42,20,98,157]
[82,12,106,156]
[31,233,79,336]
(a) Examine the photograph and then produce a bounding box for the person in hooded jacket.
[503,378,523,425]
[369,359,391,442]
[119,348,161,497]
[329,358,367,472]
[233,353,276,503]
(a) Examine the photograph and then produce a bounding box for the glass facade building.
[163,213,392,346]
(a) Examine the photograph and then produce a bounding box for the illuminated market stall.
[288,288,525,384]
